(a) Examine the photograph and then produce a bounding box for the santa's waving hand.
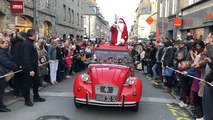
[110,18,128,45]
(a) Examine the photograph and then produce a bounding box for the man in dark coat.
[10,32,26,98]
[21,29,45,106]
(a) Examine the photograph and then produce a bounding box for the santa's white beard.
[115,23,125,45]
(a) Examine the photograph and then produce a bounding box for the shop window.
[69,8,71,23]
[63,5,66,21]
[15,16,32,32]
[72,10,74,24]
[77,13,79,26]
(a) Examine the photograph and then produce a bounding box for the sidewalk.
[148,76,194,116]
[3,85,49,107]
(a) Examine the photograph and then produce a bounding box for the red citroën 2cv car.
[73,43,142,112]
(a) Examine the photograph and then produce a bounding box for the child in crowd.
[178,60,195,107]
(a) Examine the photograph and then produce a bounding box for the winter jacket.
[22,38,38,72]
[11,35,25,69]
[47,45,57,60]
[0,48,17,76]
[36,44,48,76]
[162,47,176,67]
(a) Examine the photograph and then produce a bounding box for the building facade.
[156,0,212,40]
[181,0,213,40]
[83,1,108,41]
[0,0,84,38]
[130,0,157,41]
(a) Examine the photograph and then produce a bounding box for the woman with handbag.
[0,38,17,112]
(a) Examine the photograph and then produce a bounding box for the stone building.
[0,0,84,38]
[83,1,108,41]
[129,0,157,41]
[157,0,213,40]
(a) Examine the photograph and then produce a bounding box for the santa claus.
[110,18,128,45]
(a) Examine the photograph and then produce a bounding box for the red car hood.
[88,64,130,86]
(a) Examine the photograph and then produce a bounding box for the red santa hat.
[118,18,128,41]
[51,36,60,42]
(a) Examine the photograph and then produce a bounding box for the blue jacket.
[0,48,17,76]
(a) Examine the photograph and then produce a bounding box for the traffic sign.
[146,16,154,25]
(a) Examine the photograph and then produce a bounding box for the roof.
[83,2,96,15]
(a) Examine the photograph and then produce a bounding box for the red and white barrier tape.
[166,66,213,87]
[0,53,83,79]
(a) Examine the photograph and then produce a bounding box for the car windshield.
[93,50,131,60]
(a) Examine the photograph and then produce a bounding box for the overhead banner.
[10,1,24,13]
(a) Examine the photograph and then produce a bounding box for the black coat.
[164,47,176,67]
[11,36,24,68]
[22,38,38,72]
[0,48,17,76]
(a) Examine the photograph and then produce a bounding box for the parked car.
[73,43,142,112]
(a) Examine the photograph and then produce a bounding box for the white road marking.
[40,92,178,104]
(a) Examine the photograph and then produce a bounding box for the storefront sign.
[173,18,182,26]
[183,18,194,27]
[10,1,24,13]
[204,12,213,20]
[15,16,26,26]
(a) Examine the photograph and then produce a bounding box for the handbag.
[137,63,142,70]
[164,68,173,76]
[5,71,14,82]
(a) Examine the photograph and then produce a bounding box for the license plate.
[96,94,117,102]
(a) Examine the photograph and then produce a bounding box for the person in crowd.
[72,41,82,72]
[178,60,194,108]
[85,42,93,58]
[162,39,176,93]
[200,32,213,120]
[189,40,205,119]
[4,29,12,42]
[48,37,60,85]
[69,44,76,75]
[152,42,164,81]
[22,29,46,106]
[173,41,188,96]
[0,32,3,38]
[35,38,48,87]
[190,47,209,120]
[149,43,157,76]
[0,38,17,112]
[142,44,150,74]
[138,45,145,71]
[10,31,27,99]
[56,41,66,82]
[64,40,72,79]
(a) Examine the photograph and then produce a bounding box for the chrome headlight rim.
[127,77,134,85]
[81,73,89,82]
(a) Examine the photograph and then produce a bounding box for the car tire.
[130,102,139,112]
[74,97,83,109]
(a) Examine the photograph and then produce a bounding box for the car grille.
[95,84,119,95]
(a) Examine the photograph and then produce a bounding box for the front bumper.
[75,93,137,107]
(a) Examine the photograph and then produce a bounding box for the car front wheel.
[130,102,139,112]
[74,97,83,109]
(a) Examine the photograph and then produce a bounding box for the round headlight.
[127,77,134,85]
[81,74,89,82]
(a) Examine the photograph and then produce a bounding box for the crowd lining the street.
[131,34,213,120]
[0,28,212,120]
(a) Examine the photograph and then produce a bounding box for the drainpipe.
[33,0,37,30]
